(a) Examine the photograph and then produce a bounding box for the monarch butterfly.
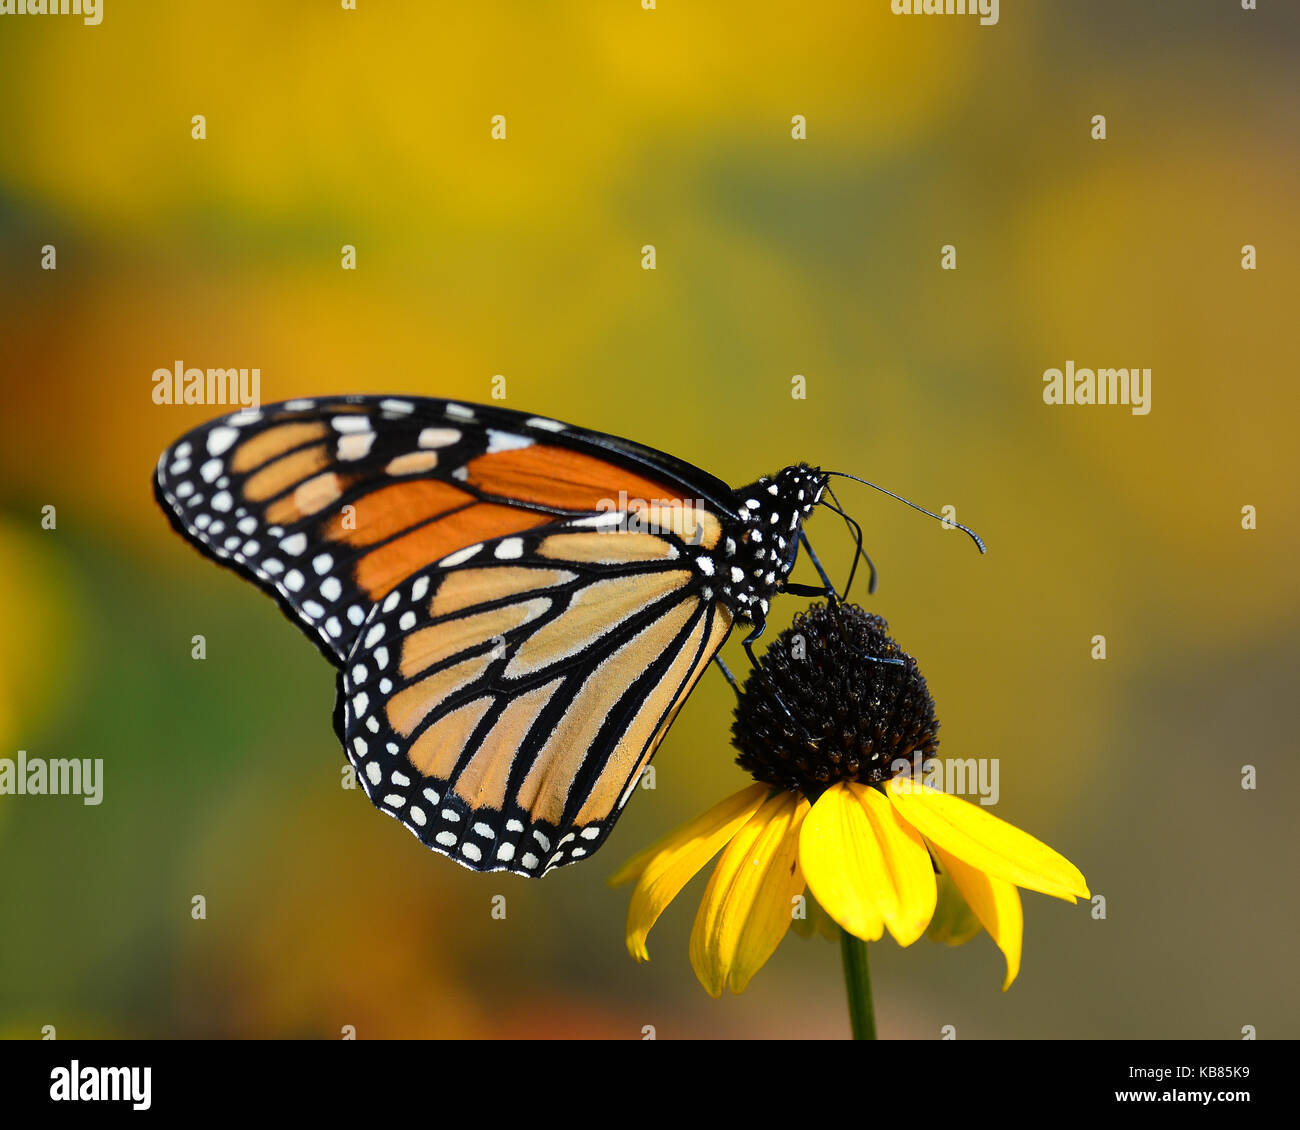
[154,395,978,877]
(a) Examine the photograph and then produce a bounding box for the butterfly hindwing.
[340,523,734,875]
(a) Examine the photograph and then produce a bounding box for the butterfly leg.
[738,615,809,729]
[713,655,742,701]
[741,616,768,670]
[799,533,841,605]
[783,582,835,598]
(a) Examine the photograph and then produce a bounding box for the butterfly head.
[720,464,826,619]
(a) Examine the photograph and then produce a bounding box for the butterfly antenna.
[821,485,878,596]
[823,471,986,555]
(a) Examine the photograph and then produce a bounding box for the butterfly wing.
[154,395,737,665]
[156,395,741,874]
[343,525,732,876]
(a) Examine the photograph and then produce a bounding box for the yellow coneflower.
[611,604,1088,1034]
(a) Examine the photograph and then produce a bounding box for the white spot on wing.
[440,544,482,567]
[332,416,372,433]
[486,430,534,453]
[206,427,239,455]
[526,417,565,432]
[338,432,376,461]
[418,427,461,448]
[573,511,625,528]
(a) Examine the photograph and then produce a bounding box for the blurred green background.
[1,1,1296,1039]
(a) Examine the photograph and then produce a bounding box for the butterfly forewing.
[154,396,724,665]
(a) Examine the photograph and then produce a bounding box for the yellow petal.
[618,782,769,962]
[932,845,1022,990]
[608,781,768,889]
[925,869,983,947]
[856,784,938,946]
[886,777,1089,901]
[689,791,809,997]
[799,782,937,946]
[801,784,886,942]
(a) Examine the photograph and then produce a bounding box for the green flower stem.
[839,929,877,1040]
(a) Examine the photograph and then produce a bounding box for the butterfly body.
[155,396,825,876]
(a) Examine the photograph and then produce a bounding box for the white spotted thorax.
[715,464,825,621]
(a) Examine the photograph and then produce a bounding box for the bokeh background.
[1,1,1296,1039]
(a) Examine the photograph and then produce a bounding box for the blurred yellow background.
[1,0,1296,1038]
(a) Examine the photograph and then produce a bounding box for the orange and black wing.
[342,526,732,875]
[154,395,738,665]
[155,395,742,875]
